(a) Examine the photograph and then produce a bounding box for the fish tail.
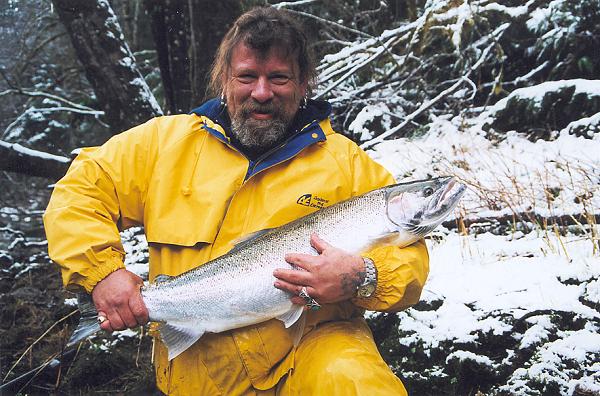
[66,293,101,348]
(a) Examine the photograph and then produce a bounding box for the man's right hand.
[92,268,149,332]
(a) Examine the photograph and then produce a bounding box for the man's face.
[223,43,307,154]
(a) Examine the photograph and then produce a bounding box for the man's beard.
[230,100,295,156]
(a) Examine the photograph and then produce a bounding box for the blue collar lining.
[190,98,331,179]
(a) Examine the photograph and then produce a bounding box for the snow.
[519,316,553,349]
[446,350,496,367]
[368,113,600,222]
[348,104,389,140]
[0,140,71,163]
[526,0,573,33]
[478,2,530,18]
[366,105,599,394]
[488,79,600,111]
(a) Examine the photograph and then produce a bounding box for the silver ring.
[97,315,107,324]
[299,286,321,311]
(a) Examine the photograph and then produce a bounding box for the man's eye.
[271,76,290,85]
[236,75,255,83]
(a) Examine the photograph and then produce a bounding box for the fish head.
[385,177,466,237]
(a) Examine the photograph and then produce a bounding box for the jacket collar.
[190,98,332,179]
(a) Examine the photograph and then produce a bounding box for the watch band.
[356,257,377,298]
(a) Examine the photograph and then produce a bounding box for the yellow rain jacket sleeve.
[44,107,429,395]
[44,119,158,292]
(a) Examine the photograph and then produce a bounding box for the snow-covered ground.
[366,111,599,395]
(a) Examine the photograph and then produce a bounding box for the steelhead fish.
[68,176,466,360]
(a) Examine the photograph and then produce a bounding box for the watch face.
[358,283,376,298]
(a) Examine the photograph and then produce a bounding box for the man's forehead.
[229,43,299,71]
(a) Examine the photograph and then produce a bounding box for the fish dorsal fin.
[154,274,175,283]
[158,322,205,361]
[230,229,273,252]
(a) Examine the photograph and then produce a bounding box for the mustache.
[239,100,281,117]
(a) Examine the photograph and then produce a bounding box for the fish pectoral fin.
[363,231,402,252]
[276,304,304,328]
[277,305,306,346]
[158,322,205,361]
[289,311,307,347]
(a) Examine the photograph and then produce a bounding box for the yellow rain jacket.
[44,99,429,395]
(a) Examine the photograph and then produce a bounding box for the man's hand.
[92,269,149,332]
[273,233,366,305]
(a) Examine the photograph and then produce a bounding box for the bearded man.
[44,7,429,395]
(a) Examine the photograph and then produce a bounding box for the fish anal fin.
[158,322,205,361]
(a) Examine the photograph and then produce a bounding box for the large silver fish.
[69,176,466,360]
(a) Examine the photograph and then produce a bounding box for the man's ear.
[299,80,308,99]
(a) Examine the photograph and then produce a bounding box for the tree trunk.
[51,0,162,135]
[144,0,241,112]
[0,140,71,179]
[144,0,191,114]
[188,0,241,105]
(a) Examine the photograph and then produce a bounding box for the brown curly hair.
[208,7,316,97]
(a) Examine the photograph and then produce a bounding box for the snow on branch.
[271,0,320,9]
[0,140,71,179]
[0,89,99,112]
[313,0,516,144]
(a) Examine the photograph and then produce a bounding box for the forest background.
[0,0,599,395]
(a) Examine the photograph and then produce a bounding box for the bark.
[188,0,241,105]
[0,140,71,179]
[144,0,241,112]
[144,0,191,114]
[51,0,162,135]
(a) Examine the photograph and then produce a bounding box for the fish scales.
[142,188,390,334]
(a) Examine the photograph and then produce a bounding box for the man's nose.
[251,77,275,103]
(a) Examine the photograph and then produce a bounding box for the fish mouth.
[424,177,466,224]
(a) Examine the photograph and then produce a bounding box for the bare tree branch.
[0,140,71,179]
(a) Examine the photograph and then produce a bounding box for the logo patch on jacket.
[296,194,329,208]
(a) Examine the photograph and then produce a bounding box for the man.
[44,7,429,395]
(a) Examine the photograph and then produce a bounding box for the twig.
[316,36,398,99]
[285,9,373,38]
[360,76,469,149]
[3,310,78,382]
[360,31,502,149]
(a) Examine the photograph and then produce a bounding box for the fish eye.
[423,187,434,197]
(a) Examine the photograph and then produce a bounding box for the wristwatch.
[356,257,377,298]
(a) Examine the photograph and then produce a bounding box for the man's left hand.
[273,233,366,305]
